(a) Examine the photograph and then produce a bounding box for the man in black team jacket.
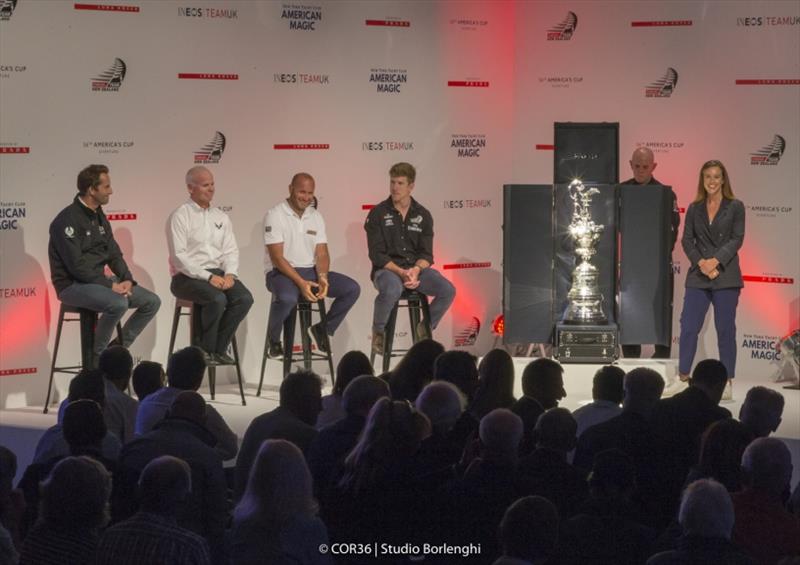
[364,162,456,354]
[48,165,160,361]
[620,147,680,359]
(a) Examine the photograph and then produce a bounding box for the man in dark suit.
[649,359,731,526]
[234,370,322,499]
[620,147,680,359]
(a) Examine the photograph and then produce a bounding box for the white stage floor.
[1,356,798,486]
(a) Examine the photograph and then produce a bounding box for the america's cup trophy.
[563,179,607,324]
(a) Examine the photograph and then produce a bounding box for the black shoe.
[371,331,385,356]
[200,350,216,365]
[214,352,236,365]
[308,323,329,354]
[416,320,431,341]
[267,340,284,359]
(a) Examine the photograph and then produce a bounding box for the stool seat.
[370,289,432,373]
[44,303,123,414]
[258,297,335,396]
[167,299,246,405]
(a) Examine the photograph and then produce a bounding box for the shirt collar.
[187,199,211,212]
[74,194,99,216]
[280,200,316,219]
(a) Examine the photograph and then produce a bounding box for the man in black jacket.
[48,164,160,360]
[620,146,680,359]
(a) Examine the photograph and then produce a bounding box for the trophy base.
[555,322,618,364]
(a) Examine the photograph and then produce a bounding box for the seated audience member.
[235,370,323,499]
[0,446,24,557]
[116,391,226,562]
[512,358,565,454]
[316,350,373,429]
[519,407,588,519]
[34,369,121,464]
[732,438,800,565]
[560,449,656,565]
[414,380,467,475]
[307,375,390,498]
[19,400,114,539]
[433,349,479,402]
[451,408,526,561]
[469,349,516,420]
[131,360,165,401]
[572,365,624,438]
[97,345,138,443]
[649,359,731,526]
[136,346,238,460]
[493,496,559,565]
[685,418,752,493]
[387,339,445,402]
[739,386,784,438]
[231,440,332,565]
[97,456,210,565]
[19,456,111,565]
[323,398,430,550]
[647,479,755,565]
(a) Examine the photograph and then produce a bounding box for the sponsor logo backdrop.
[0,0,796,406]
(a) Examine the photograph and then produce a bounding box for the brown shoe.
[371,331,385,355]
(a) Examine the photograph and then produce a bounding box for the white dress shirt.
[263,200,327,273]
[168,200,239,279]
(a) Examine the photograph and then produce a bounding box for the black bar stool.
[167,298,246,406]
[44,303,123,414]
[370,289,432,373]
[258,297,335,396]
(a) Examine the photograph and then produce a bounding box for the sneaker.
[200,350,216,366]
[415,320,431,341]
[721,379,733,402]
[214,352,236,365]
[662,378,688,398]
[267,340,284,359]
[371,331,385,356]
[308,323,329,354]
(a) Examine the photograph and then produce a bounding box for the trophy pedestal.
[555,322,618,364]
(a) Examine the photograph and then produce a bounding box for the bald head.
[290,172,314,188]
[630,147,657,184]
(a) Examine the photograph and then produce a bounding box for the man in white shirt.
[263,172,360,357]
[167,166,254,364]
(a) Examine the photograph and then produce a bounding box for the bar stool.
[258,297,335,396]
[44,303,123,414]
[370,289,432,373]
[167,298,246,405]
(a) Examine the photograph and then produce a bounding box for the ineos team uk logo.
[645,67,678,97]
[0,0,17,21]
[750,135,785,166]
[547,11,577,40]
[92,58,126,92]
[194,131,226,164]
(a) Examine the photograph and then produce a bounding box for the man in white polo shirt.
[263,172,360,357]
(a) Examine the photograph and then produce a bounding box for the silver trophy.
[563,179,607,324]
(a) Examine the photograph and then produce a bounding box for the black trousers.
[170,269,253,354]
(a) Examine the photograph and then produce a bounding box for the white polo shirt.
[168,200,240,279]
[263,200,327,272]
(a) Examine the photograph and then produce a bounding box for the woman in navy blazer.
[678,160,745,398]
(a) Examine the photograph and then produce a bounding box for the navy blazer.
[681,198,745,289]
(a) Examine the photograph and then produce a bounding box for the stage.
[1,354,798,488]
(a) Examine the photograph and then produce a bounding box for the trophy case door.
[502,184,554,344]
[617,184,672,348]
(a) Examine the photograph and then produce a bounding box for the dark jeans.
[371,268,456,332]
[58,280,161,355]
[679,286,740,378]
[170,269,253,354]
[265,267,360,343]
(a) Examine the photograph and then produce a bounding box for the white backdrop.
[1,0,797,408]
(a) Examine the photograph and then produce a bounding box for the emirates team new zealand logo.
[645,67,678,98]
[0,0,17,21]
[92,58,126,92]
[750,134,785,166]
[547,11,578,40]
[454,317,481,347]
[194,131,226,164]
